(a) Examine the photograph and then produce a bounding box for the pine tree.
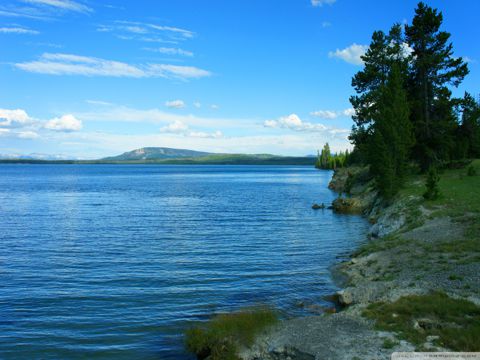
[349,24,409,156]
[368,64,413,198]
[369,131,396,198]
[423,166,441,200]
[405,2,469,170]
[457,92,480,158]
[320,143,331,169]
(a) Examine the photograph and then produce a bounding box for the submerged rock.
[331,197,364,214]
[312,203,326,210]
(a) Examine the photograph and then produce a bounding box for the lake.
[0,165,368,359]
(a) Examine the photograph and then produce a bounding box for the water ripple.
[0,165,368,359]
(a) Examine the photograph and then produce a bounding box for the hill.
[101,147,212,161]
[0,147,315,165]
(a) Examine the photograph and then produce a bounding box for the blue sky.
[1,0,479,159]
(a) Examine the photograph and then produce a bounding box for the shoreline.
[241,163,480,359]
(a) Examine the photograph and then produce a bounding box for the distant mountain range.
[0,147,315,165]
[0,153,75,160]
[102,147,212,161]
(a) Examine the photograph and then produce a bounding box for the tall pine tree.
[457,92,480,158]
[369,64,413,199]
[405,2,469,170]
[350,24,409,160]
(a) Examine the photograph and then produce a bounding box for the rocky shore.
[241,165,480,360]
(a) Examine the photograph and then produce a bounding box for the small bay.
[0,165,368,359]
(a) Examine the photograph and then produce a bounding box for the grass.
[184,307,278,360]
[363,292,480,351]
[353,234,409,257]
[398,159,480,215]
[356,159,480,259]
[382,338,399,349]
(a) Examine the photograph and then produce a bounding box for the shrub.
[184,307,278,360]
[363,292,480,351]
[467,165,477,176]
[423,166,441,200]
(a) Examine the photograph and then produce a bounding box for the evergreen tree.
[457,92,480,158]
[423,166,441,200]
[349,24,409,156]
[405,2,469,170]
[368,64,413,198]
[369,131,396,198]
[320,143,331,169]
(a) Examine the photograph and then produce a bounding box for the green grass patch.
[363,292,480,351]
[184,307,278,360]
[354,235,409,257]
[382,338,399,349]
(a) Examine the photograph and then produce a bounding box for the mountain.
[0,147,315,165]
[102,147,212,161]
[0,153,75,160]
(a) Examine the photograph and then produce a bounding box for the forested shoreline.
[318,1,479,199]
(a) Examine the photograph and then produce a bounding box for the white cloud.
[123,25,148,34]
[148,24,194,39]
[193,102,201,108]
[165,100,186,109]
[189,130,223,139]
[321,21,331,28]
[160,120,222,138]
[2,104,353,158]
[0,108,33,127]
[342,108,356,117]
[0,26,39,34]
[18,130,40,139]
[86,99,114,106]
[22,0,92,13]
[0,128,39,139]
[210,104,219,110]
[15,53,211,80]
[148,64,211,79]
[264,120,277,128]
[97,21,194,43]
[0,108,85,137]
[328,43,368,65]
[75,104,253,129]
[310,108,355,119]
[144,47,194,57]
[310,110,337,119]
[311,0,336,7]
[264,113,350,140]
[44,114,82,131]
[264,114,327,132]
[160,120,189,133]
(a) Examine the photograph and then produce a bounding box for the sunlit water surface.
[0,165,368,359]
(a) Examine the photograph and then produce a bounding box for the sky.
[1,0,479,159]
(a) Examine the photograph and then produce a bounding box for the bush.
[467,165,477,176]
[184,307,278,360]
[423,166,441,200]
[363,292,480,351]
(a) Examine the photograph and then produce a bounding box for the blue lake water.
[0,165,368,359]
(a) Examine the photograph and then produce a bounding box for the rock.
[336,290,354,306]
[413,318,440,331]
[312,203,326,210]
[332,197,364,214]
